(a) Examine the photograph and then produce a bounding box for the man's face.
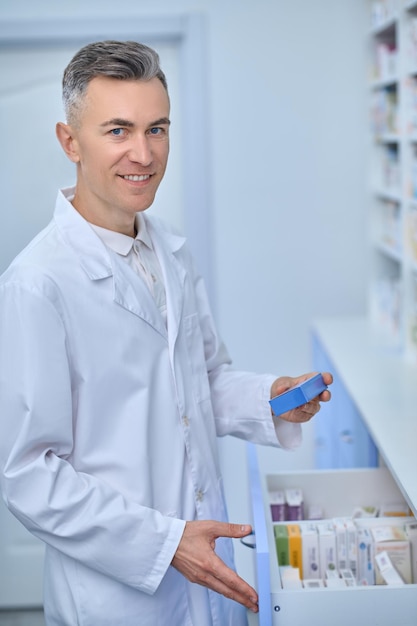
[60,76,170,235]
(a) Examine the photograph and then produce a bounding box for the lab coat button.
[182,415,189,427]
[196,489,204,502]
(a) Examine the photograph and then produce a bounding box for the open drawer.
[247,443,417,626]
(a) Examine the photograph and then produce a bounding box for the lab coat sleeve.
[190,260,302,450]
[0,281,185,595]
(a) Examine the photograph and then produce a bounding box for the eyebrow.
[100,117,171,128]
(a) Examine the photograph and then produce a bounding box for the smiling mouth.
[122,174,151,182]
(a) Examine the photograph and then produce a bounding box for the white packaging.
[300,522,320,580]
[333,518,348,571]
[325,576,346,588]
[405,521,417,584]
[279,565,300,580]
[279,565,302,589]
[317,522,337,578]
[285,488,304,521]
[352,505,379,519]
[325,568,340,579]
[345,519,358,579]
[303,579,325,589]
[281,578,303,590]
[371,526,412,585]
[357,527,375,586]
[340,568,357,587]
[379,502,410,517]
[375,550,405,585]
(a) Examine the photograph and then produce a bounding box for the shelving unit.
[369,0,417,360]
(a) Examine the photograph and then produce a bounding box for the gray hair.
[62,40,168,126]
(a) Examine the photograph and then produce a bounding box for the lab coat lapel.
[54,190,168,338]
[111,254,168,339]
[146,219,186,347]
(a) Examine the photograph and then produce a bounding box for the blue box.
[269,373,327,416]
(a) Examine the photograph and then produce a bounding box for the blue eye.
[110,128,125,136]
[149,128,161,135]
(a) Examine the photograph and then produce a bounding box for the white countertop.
[312,315,417,516]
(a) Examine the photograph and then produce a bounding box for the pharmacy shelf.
[374,187,402,202]
[368,0,417,361]
[373,240,402,261]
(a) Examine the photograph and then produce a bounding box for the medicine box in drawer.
[246,444,417,626]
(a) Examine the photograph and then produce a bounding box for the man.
[0,41,332,625]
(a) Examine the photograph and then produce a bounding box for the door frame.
[0,14,214,304]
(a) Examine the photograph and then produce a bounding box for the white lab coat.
[0,188,301,625]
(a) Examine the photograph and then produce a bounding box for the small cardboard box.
[270,490,286,522]
[300,522,320,580]
[371,526,412,584]
[357,527,375,586]
[333,518,348,571]
[317,522,337,578]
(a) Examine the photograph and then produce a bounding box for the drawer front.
[270,585,417,626]
[247,443,417,626]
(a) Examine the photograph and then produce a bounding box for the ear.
[56,122,80,163]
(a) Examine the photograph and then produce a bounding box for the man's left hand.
[270,371,333,423]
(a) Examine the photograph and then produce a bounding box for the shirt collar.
[89,213,153,257]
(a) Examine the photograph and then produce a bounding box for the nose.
[128,134,153,166]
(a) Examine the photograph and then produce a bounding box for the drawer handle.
[240,531,256,549]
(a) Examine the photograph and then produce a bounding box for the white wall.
[1,0,369,586]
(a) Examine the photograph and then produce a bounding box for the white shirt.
[90,214,167,324]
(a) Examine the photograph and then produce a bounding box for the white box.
[247,448,417,626]
[371,526,412,585]
[317,522,337,577]
[303,579,324,589]
[280,566,302,590]
[357,527,375,586]
[299,522,320,579]
[333,518,348,571]
[345,518,358,580]
[375,551,406,585]
[326,576,346,589]
[340,569,357,587]
[405,521,417,584]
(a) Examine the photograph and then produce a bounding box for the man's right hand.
[171,520,259,613]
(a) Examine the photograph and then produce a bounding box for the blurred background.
[0,0,368,618]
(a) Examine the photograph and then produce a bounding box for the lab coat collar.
[54,187,113,280]
[53,187,187,340]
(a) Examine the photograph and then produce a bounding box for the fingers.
[215,522,253,539]
[197,552,259,613]
[271,371,333,423]
[171,520,259,612]
[301,398,320,420]
[321,371,333,387]
[271,371,333,402]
